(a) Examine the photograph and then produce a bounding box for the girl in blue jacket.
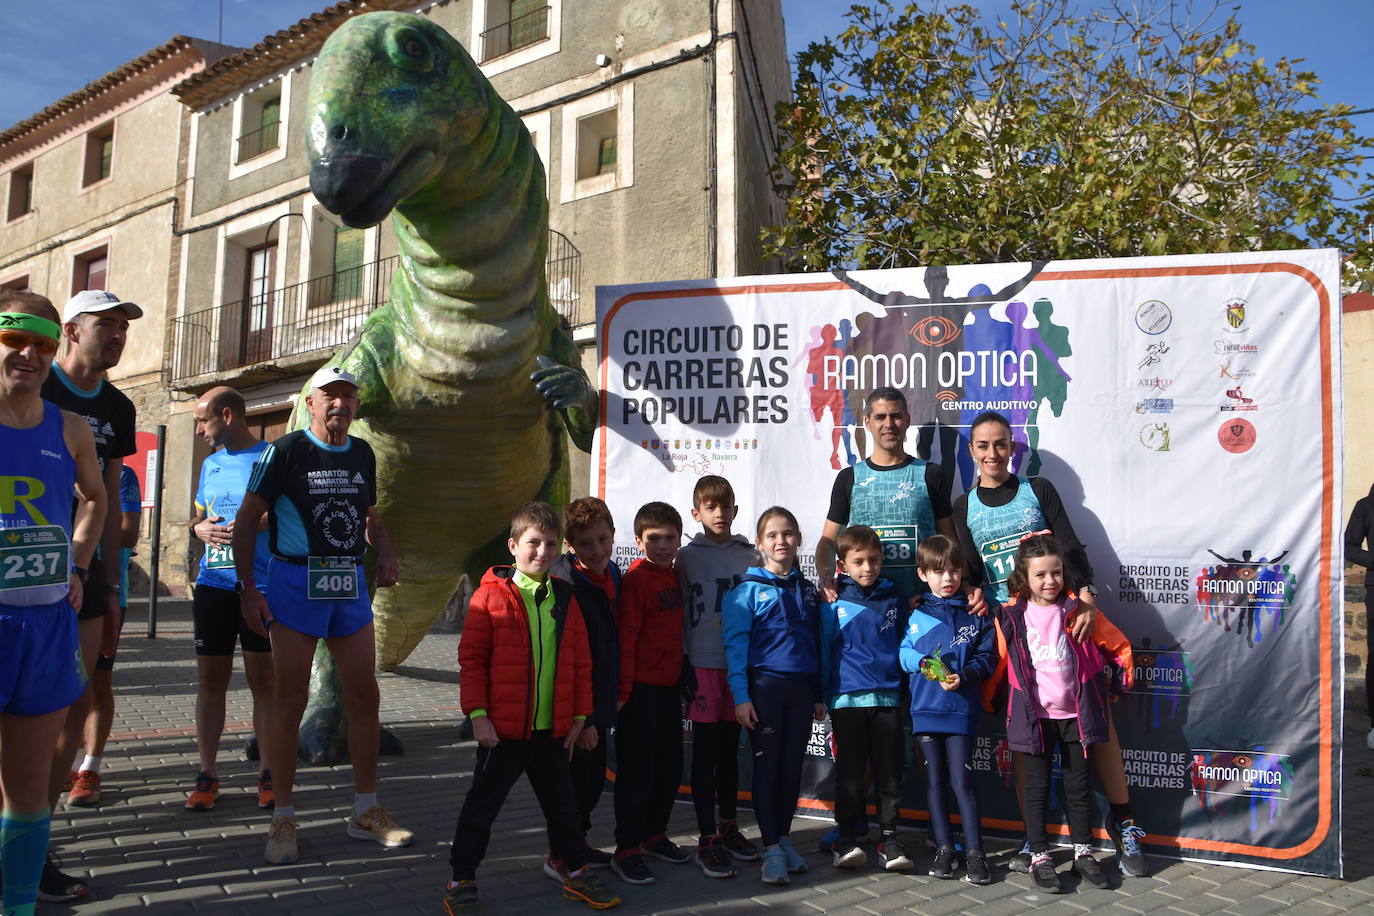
[723,506,826,886]
[900,535,997,885]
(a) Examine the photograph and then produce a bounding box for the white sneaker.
[1366,728,1374,751]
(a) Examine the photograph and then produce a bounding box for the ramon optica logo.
[1135,299,1172,335]
[909,315,961,346]
[1194,547,1295,648]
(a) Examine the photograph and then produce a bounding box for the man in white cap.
[233,365,409,865]
[36,289,141,901]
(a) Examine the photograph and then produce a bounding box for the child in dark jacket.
[611,501,687,886]
[987,534,1121,895]
[551,497,623,864]
[819,525,912,873]
[723,507,827,886]
[900,535,997,885]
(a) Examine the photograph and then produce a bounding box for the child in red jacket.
[445,502,620,912]
[610,502,687,886]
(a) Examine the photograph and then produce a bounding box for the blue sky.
[1,0,1369,129]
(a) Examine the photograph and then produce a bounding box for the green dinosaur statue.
[288,11,596,762]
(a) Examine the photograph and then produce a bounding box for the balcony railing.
[168,232,582,390]
[168,256,399,387]
[546,229,581,327]
[236,120,280,164]
[480,5,550,62]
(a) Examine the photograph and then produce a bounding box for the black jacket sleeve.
[1031,477,1094,589]
[1346,495,1374,575]
[950,492,990,587]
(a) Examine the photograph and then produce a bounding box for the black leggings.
[749,673,813,847]
[570,734,608,835]
[831,706,904,836]
[918,732,982,850]
[1021,717,1091,853]
[690,721,741,837]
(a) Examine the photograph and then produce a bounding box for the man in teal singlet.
[817,388,974,609]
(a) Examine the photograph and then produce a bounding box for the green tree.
[766,0,1373,288]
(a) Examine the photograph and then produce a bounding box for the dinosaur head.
[307,12,489,228]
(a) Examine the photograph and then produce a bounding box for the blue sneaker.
[816,825,842,853]
[760,845,789,885]
[777,836,807,874]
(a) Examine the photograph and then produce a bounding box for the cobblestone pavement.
[27,601,1374,915]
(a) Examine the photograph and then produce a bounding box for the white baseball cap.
[308,365,361,392]
[63,289,144,321]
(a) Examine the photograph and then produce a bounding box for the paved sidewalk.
[30,600,1374,915]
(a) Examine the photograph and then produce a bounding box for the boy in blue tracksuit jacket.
[899,535,997,885]
[819,525,914,872]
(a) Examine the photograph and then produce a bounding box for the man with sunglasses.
[0,290,106,916]
[37,289,140,900]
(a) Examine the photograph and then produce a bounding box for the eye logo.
[909,316,960,347]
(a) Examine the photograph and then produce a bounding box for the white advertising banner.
[594,250,1342,875]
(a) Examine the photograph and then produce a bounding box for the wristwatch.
[73,566,89,582]
[1081,583,1098,599]
[235,579,255,594]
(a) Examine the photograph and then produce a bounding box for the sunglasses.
[0,329,59,356]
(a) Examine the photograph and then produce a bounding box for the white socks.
[274,804,295,820]
[354,792,377,817]
[79,755,101,774]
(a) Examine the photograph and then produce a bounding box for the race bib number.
[0,525,71,591]
[205,543,235,569]
[307,556,358,600]
[872,524,917,568]
[980,532,1027,585]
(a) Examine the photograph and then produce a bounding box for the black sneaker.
[832,839,867,869]
[1073,851,1110,889]
[928,844,958,879]
[581,846,614,867]
[963,849,991,885]
[1107,817,1149,877]
[695,837,736,878]
[640,833,691,863]
[1029,854,1063,893]
[38,852,90,903]
[1008,840,1032,874]
[877,837,913,871]
[441,880,483,915]
[719,821,760,861]
[610,851,656,885]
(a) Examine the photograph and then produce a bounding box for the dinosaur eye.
[387,27,434,72]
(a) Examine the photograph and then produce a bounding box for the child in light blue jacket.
[900,535,996,885]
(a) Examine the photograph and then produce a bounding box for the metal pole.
[145,424,166,638]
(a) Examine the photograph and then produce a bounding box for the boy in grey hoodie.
[676,476,761,878]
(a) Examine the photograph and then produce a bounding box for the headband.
[0,312,61,341]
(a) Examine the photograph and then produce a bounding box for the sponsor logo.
[1218,358,1255,381]
[1222,297,1249,333]
[909,315,961,346]
[1220,387,1257,412]
[1138,377,1173,391]
[1195,547,1294,647]
[40,448,62,460]
[1218,418,1256,453]
[1190,749,1293,817]
[1214,340,1259,354]
[1138,341,1170,370]
[1135,299,1172,335]
[1139,423,1171,452]
[352,472,365,485]
[1134,398,1174,414]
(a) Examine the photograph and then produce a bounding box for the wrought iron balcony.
[168,256,399,389]
[236,120,280,164]
[167,232,582,391]
[480,5,550,62]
